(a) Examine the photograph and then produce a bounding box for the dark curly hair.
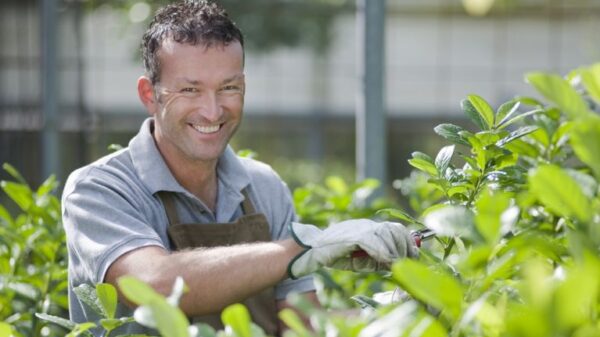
[141,0,244,84]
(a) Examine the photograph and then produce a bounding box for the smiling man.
[62,1,417,336]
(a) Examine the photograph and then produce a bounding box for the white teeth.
[192,124,220,134]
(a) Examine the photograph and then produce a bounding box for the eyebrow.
[176,74,245,86]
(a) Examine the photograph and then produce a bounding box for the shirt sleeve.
[62,168,165,285]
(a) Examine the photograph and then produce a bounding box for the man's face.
[150,40,245,166]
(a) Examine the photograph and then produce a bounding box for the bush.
[3,63,600,337]
[0,164,68,337]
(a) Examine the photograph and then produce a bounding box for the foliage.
[293,176,392,228]
[345,62,600,337]
[0,164,68,337]
[37,275,271,337]
[6,62,600,337]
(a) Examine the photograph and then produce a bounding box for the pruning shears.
[411,228,436,248]
[351,228,436,258]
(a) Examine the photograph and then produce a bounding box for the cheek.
[229,96,244,113]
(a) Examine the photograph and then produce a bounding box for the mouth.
[190,123,222,134]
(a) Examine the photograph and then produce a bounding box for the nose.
[196,91,223,122]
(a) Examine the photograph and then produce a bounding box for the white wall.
[78,4,600,118]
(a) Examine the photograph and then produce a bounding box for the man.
[62,1,417,335]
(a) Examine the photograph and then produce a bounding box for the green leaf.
[37,174,59,197]
[100,318,125,331]
[570,117,600,180]
[580,63,600,104]
[408,152,438,176]
[502,139,539,158]
[412,151,434,162]
[529,165,592,223]
[354,178,380,193]
[495,100,520,127]
[118,276,162,306]
[565,169,597,199]
[74,284,107,318]
[0,204,12,227]
[351,295,379,309]
[9,282,40,301]
[461,155,479,170]
[376,208,419,225]
[514,96,544,107]
[423,205,480,242]
[458,295,503,335]
[97,283,118,319]
[66,322,97,337]
[474,189,511,244]
[493,153,518,169]
[1,181,33,211]
[278,308,312,336]
[192,323,217,337]
[526,72,591,120]
[435,145,455,176]
[474,131,502,147]
[555,257,600,330]
[447,184,470,198]
[35,313,78,331]
[462,98,488,130]
[325,176,348,195]
[434,124,470,146]
[2,163,27,184]
[150,299,190,337]
[495,126,539,147]
[467,94,495,129]
[236,149,257,159]
[392,259,464,320]
[222,303,252,337]
[497,109,543,130]
[409,315,448,337]
[0,323,12,337]
[107,144,124,152]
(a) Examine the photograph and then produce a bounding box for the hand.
[287,219,418,279]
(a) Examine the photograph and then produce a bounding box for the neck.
[157,145,220,212]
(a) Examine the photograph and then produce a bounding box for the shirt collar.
[217,145,251,198]
[129,118,251,196]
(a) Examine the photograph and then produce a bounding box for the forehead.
[156,39,244,81]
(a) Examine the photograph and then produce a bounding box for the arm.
[105,239,304,316]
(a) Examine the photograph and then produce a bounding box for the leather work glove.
[287,219,418,279]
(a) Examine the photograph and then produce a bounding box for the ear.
[137,76,158,116]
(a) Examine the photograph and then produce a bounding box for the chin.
[191,147,227,162]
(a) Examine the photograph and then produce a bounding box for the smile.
[191,124,221,134]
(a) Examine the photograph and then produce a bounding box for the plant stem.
[466,168,486,208]
[443,239,455,260]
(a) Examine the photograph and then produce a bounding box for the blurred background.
[1,0,599,198]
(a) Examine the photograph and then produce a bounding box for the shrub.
[5,63,600,337]
[0,164,68,337]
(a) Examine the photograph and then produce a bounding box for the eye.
[221,85,243,93]
[181,87,198,93]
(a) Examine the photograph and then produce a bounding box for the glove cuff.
[287,222,319,280]
[287,249,312,280]
[289,222,313,249]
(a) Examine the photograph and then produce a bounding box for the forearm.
[107,239,303,316]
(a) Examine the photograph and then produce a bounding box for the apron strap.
[241,189,257,215]
[159,188,257,225]
[157,191,181,225]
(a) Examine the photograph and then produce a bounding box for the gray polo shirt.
[62,118,314,335]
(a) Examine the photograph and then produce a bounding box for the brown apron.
[158,190,279,335]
